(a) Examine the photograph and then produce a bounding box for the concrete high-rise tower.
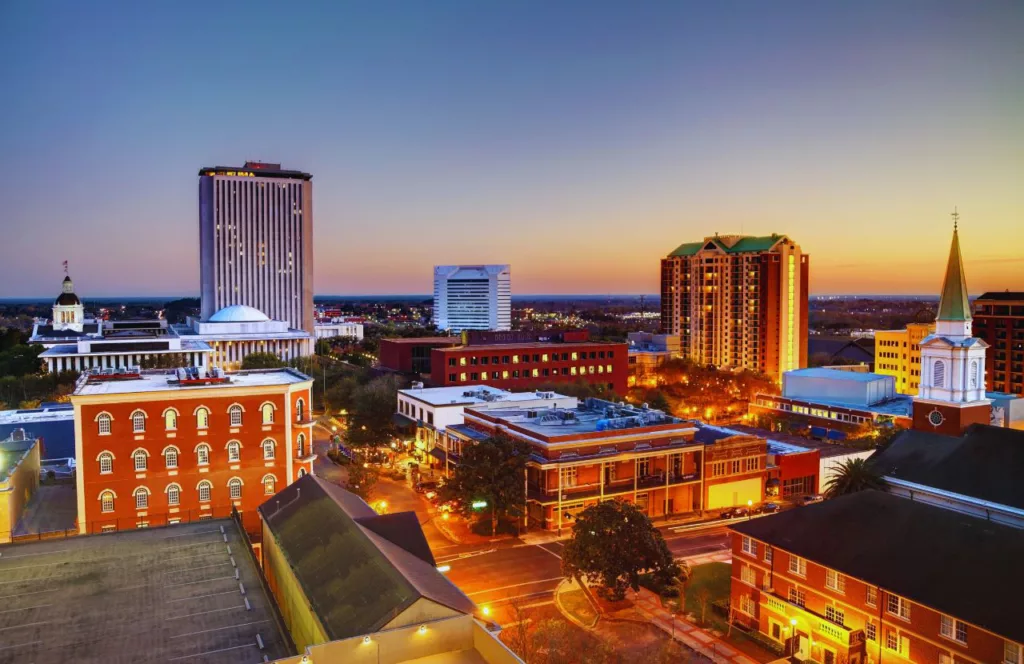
[198,162,314,333]
[433,265,511,332]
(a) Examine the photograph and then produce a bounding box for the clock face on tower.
[927,409,946,428]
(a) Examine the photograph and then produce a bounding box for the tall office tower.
[199,162,314,334]
[433,265,511,332]
[660,234,808,380]
[972,291,1024,396]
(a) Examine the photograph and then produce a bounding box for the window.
[865,622,876,641]
[98,453,113,474]
[134,487,150,510]
[196,407,209,429]
[164,409,177,430]
[263,474,276,495]
[825,569,845,594]
[887,594,911,620]
[196,444,210,466]
[560,467,577,487]
[764,547,773,563]
[262,439,276,460]
[788,587,806,607]
[738,594,755,615]
[228,478,242,500]
[132,410,146,433]
[229,405,243,426]
[133,450,148,472]
[298,468,306,477]
[197,480,212,502]
[940,615,967,644]
[261,402,275,424]
[297,433,306,456]
[164,446,178,468]
[933,360,946,388]
[939,654,952,664]
[740,566,756,585]
[865,585,877,607]
[100,491,115,513]
[885,630,909,656]
[97,413,112,435]
[825,605,845,627]
[227,441,241,462]
[166,484,180,506]
[741,536,758,557]
[788,555,806,577]
[296,398,305,421]
[970,359,980,388]
[1005,641,1022,664]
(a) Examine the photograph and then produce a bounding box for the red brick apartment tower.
[661,234,808,381]
[72,369,315,536]
[972,291,1024,396]
[912,220,991,435]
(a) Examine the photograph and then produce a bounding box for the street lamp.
[747,499,753,520]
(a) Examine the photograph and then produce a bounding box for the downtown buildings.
[433,264,511,332]
[660,234,808,380]
[874,322,934,396]
[199,162,315,335]
[973,291,1024,396]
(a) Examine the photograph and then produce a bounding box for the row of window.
[757,399,871,426]
[448,350,616,367]
[449,364,614,382]
[96,399,306,435]
[709,456,761,478]
[97,435,304,473]
[99,474,280,512]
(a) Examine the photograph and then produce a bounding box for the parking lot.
[0,520,290,663]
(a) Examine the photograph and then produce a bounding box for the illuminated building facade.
[973,291,1024,396]
[433,264,511,332]
[199,162,314,334]
[71,368,315,535]
[174,304,312,371]
[660,234,808,380]
[874,323,935,395]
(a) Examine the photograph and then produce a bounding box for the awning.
[429,448,447,462]
[392,413,417,428]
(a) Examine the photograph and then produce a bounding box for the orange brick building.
[71,368,315,535]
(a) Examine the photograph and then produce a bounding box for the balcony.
[761,592,864,648]
[527,472,700,504]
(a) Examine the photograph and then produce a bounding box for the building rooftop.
[785,368,888,383]
[730,490,1024,642]
[0,406,75,460]
[398,385,570,408]
[39,338,212,357]
[200,163,312,180]
[976,291,1024,301]
[0,436,37,483]
[72,367,311,397]
[668,234,788,257]
[467,398,691,440]
[0,520,291,663]
[727,424,866,458]
[380,336,460,344]
[434,340,624,352]
[869,424,1024,511]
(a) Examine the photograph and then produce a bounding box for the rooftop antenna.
[63,259,69,276]
[951,206,959,232]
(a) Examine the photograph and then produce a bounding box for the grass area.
[681,562,731,630]
[560,588,599,627]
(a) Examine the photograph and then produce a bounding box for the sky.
[0,1,1021,298]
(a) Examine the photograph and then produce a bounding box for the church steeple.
[936,209,971,323]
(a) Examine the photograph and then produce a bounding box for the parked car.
[720,506,749,519]
[414,480,439,494]
[756,502,780,514]
[801,494,824,505]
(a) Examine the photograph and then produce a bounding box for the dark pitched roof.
[807,337,875,363]
[258,475,474,640]
[976,291,1024,301]
[730,490,1024,641]
[868,424,1024,510]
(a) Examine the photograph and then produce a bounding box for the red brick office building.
[972,291,1024,396]
[378,336,461,375]
[71,368,315,536]
[429,330,629,395]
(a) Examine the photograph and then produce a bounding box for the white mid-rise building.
[314,319,364,341]
[433,265,511,332]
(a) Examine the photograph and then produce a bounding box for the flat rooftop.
[380,336,459,344]
[729,424,870,457]
[398,385,571,407]
[469,398,691,438]
[436,341,624,352]
[0,405,74,425]
[0,520,291,663]
[73,368,311,396]
[785,368,889,382]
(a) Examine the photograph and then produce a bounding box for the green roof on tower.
[668,234,787,257]
[937,220,972,322]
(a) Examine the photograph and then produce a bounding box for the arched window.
[197,480,212,503]
[297,468,306,478]
[228,477,243,500]
[196,443,211,466]
[163,446,179,469]
[970,360,980,389]
[227,441,241,463]
[295,398,305,422]
[132,449,149,472]
[164,408,178,431]
[166,483,181,506]
[133,487,150,509]
[297,433,306,457]
[131,410,147,433]
[263,474,277,495]
[100,490,115,513]
[262,439,276,460]
[98,452,114,474]
[97,413,112,435]
[229,405,243,427]
[195,407,210,429]
[933,360,946,388]
[261,402,275,424]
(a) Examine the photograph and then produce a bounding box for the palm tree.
[824,458,887,498]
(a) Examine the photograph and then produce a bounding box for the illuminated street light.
[481,606,491,617]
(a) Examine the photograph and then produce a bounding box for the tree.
[345,453,379,500]
[824,457,887,498]
[315,338,333,356]
[561,500,680,601]
[695,587,711,626]
[345,374,402,447]
[241,352,286,369]
[642,389,672,413]
[672,559,692,615]
[442,433,530,536]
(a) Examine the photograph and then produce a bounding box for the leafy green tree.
[824,458,887,498]
[0,344,45,377]
[241,352,286,369]
[315,338,333,356]
[441,433,530,536]
[642,389,672,413]
[561,500,680,601]
[345,452,379,501]
[345,374,402,447]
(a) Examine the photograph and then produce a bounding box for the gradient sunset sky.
[1,1,1021,298]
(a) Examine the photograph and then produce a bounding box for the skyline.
[1,1,1022,298]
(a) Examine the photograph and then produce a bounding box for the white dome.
[209,305,270,323]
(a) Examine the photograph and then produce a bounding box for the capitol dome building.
[175,305,312,370]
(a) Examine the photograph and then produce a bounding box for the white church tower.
[52,265,85,333]
[913,211,991,434]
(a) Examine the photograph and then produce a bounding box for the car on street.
[414,480,439,494]
[755,502,780,514]
[801,494,824,505]
[720,506,749,519]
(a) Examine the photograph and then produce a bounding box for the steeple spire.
[936,210,971,323]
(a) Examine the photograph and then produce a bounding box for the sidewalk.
[634,588,763,664]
